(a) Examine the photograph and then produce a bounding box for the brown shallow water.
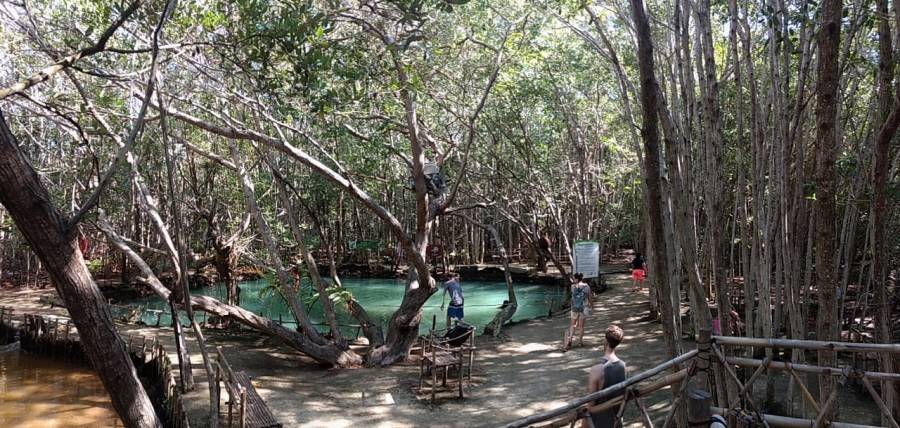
[0,349,121,427]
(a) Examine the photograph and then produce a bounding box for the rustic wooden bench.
[417,322,476,403]
[215,346,282,428]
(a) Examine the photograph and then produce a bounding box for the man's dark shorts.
[448,305,464,320]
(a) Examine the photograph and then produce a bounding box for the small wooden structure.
[0,307,192,428]
[214,346,282,428]
[418,322,476,403]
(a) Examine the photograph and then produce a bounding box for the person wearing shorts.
[631,252,646,292]
[565,273,592,350]
[441,272,464,327]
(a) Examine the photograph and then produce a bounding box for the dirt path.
[1,272,882,427]
[194,272,684,427]
[0,273,679,427]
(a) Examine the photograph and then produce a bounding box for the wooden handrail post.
[687,389,712,426]
[213,364,221,428]
[696,328,712,390]
[239,387,247,428]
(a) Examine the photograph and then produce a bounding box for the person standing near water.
[583,325,627,428]
[630,252,647,292]
[565,273,592,350]
[440,272,464,327]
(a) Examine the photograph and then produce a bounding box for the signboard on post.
[573,240,600,278]
[348,240,380,251]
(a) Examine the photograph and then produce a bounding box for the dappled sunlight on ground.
[221,271,688,427]
[0,269,686,427]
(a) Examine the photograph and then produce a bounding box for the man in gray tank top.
[584,325,627,428]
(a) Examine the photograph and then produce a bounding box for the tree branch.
[0,0,142,101]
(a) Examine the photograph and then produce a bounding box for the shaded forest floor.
[0,270,883,427]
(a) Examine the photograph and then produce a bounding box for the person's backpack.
[572,284,587,312]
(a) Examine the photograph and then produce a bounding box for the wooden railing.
[215,346,246,427]
[502,330,900,428]
[213,346,281,428]
[108,302,368,341]
[0,306,191,428]
[501,349,700,428]
[712,335,900,428]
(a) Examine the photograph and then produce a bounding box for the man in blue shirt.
[440,272,464,327]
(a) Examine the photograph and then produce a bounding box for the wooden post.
[431,337,437,404]
[458,354,464,398]
[239,387,247,428]
[687,389,712,426]
[468,329,475,381]
[785,363,821,414]
[213,364,221,428]
[860,376,900,428]
[696,328,712,391]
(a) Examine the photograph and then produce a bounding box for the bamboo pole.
[533,369,685,428]
[812,381,841,428]
[725,354,773,413]
[726,356,900,382]
[860,376,900,428]
[710,407,881,428]
[594,369,688,413]
[635,398,653,428]
[661,365,694,428]
[713,335,900,353]
[711,344,770,427]
[785,363,820,414]
[500,350,698,428]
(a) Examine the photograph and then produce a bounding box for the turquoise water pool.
[124,277,564,336]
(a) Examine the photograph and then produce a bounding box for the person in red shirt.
[78,231,90,257]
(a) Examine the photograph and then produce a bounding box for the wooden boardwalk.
[0,306,191,428]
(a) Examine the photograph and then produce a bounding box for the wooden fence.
[713,335,900,428]
[502,329,900,428]
[0,306,191,428]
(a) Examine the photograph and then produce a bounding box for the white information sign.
[573,240,600,278]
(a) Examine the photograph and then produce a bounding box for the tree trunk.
[0,109,162,428]
[458,214,517,336]
[630,0,682,362]
[814,0,841,412]
[268,158,347,349]
[227,141,361,367]
[99,218,359,367]
[367,270,435,366]
[873,0,898,420]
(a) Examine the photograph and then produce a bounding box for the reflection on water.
[0,349,121,427]
[127,278,564,336]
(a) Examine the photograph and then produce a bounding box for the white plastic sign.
[573,240,600,278]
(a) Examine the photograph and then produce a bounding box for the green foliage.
[86,259,104,274]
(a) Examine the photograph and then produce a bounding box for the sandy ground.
[216,272,683,428]
[0,274,690,427]
[0,271,883,427]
